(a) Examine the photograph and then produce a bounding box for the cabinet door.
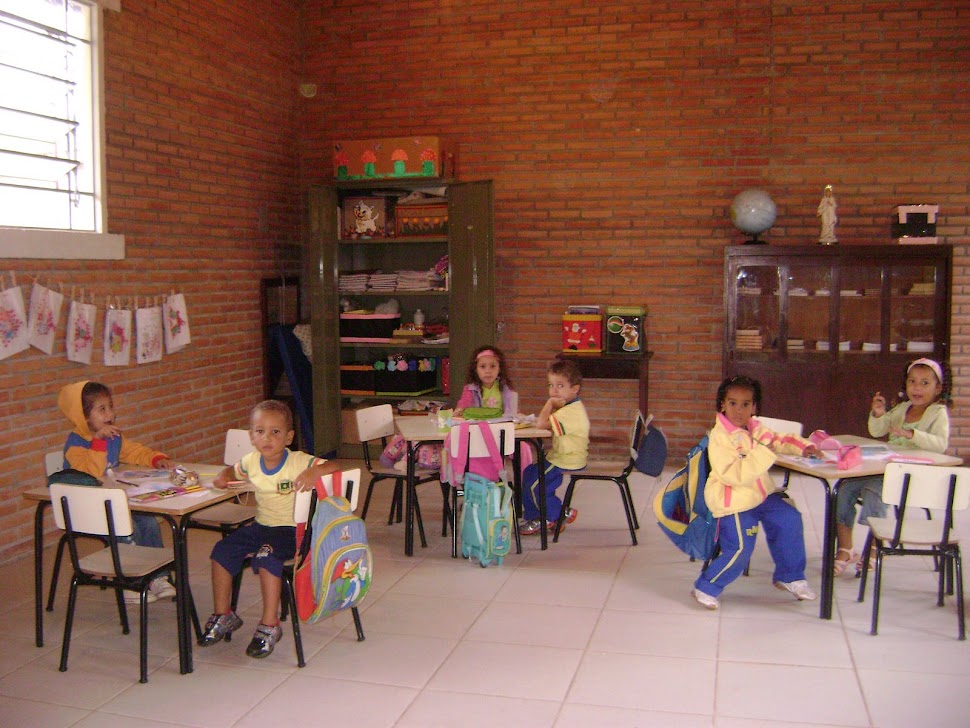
[727,262,781,359]
[307,185,342,456]
[447,181,495,396]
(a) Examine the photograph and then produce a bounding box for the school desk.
[24,464,240,674]
[774,436,962,620]
[392,417,554,554]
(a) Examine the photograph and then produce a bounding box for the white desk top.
[394,415,551,442]
[775,435,962,482]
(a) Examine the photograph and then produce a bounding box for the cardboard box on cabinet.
[333,137,451,180]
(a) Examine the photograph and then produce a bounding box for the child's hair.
[465,345,513,390]
[251,399,294,431]
[81,381,112,418]
[899,358,952,408]
[716,375,762,412]
[549,358,582,387]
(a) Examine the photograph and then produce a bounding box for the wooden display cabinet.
[724,245,951,436]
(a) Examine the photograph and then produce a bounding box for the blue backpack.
[295,474,373,623]
[633,415,668,477]
[460,472,514,567]
[652,435,717,560]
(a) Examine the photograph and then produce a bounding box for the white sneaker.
[692,588,719,610]
[124,589,158,605]
[774,579,817,601]
[149,577,176,600]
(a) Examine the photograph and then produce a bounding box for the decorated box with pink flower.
[332,136,451,180]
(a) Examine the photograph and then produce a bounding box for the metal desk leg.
[820,478,840,620]
[170,515,191,673]
[535,443,549,551]
[33,502,49,647]
[404,442,415,556]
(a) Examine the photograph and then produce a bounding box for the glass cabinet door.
[734,264,780,356]
[890,264,938,355]
[786,265,832,355]
[838,265,883,357]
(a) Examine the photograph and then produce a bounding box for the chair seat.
[79,544,175,578]
[580,459,629,477]
[869,517,959,547]
[190,501,257,527]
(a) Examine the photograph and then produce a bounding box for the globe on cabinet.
[730,189,777,244]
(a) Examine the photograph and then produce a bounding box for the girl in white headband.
[832,357,952,576]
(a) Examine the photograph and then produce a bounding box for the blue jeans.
[130,513,164,548]
[835,475,887,527]
[695,492,807,598]
[521,461,585,522]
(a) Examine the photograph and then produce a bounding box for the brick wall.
[298,0,970,455]
[0,0,303,564]
[2,0,968,565]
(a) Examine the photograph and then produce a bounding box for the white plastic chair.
[50,482,177,683]
[857,462,969,640]
[354,405,437,542]
[446,421,517,558]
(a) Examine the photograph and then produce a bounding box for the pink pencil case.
[837,445,862,470]
[809,429,842,450]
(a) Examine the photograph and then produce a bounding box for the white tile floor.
[3,465,970,727]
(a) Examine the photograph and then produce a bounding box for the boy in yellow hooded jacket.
[58,380,176,602]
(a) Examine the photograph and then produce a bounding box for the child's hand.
[889,426,913,440]
[212,466,237,489]
[548,396,566,411]
[871,392,887,417]
[92,424,122,440]
[155,458,174,470]
[803,444,820,458]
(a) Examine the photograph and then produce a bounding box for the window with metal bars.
[0,0,99,232]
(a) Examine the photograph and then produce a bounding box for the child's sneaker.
[124,589,157,605]
[518,519,558,536]
[246,623,283,658]
[149,577,176,600]
[200,612,243,645]
[564,507,578,524]
[692,588,719,610]
[773,579,817,601]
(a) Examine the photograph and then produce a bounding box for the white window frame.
[0,0,124,259]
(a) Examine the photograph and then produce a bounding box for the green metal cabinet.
[305,180,495,456]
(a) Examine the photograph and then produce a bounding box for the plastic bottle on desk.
[413,309,425,327]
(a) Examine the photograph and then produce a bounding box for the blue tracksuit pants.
[694,492,807,598]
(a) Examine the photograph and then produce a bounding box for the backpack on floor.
[652,435,717,560]
[295,471,373,623]
[461,472,514,567]
[448,421,513,567]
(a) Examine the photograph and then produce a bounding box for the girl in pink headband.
[833,357,951,576]
[455,345,518,419]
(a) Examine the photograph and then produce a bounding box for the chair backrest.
[449,421,516,458]
[294,468,365,522]
[49,483,134,537]
[224,429,253,466]
[882,463,970,512]
[757,416,804,437]
[44,450,62,476]
[355,404,396,443]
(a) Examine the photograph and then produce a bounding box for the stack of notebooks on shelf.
[339,273,369,293]
[787,338,805,351]
[565,304,602,315]
[788,288,809,297]
[396,269,446,291]
[862,342,882,352]
[736,329,763,350]
[368,273,398,292]
[906,341,934,352]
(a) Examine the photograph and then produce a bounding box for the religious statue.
[817,185,838,244]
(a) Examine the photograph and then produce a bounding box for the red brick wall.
[0,0,303,564]
[298,0,970,456]
[2,1,968,564]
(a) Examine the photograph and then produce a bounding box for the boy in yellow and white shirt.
[201,400,348,658]
[519,359,589,535]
